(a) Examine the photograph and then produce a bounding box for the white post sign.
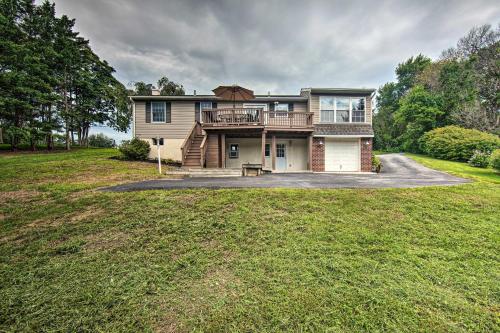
[157,136,162,174]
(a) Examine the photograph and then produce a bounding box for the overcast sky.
[47,0,498,141]
[49,0,499,96]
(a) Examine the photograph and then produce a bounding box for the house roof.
[129,95,308,102]
[302,88,376,95]
[130,87,376,101]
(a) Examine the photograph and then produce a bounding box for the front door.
[276,143,287,171]
[243,103,268,123]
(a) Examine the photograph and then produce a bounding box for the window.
[320,96,366,123]
[351,98,365,123]
[336,97,350,123]
[229,144,239,158]
[274,103,289,117]
[276,144,286,158]
[200,102,212,111]
[151,138,164,146]
[265,143,271,157]
[320,97,335,123]
[151,101,166,123]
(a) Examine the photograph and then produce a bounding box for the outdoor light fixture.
[319,139,324,145]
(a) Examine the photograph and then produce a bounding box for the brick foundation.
[312,137,325,172]
[360,137,372,172]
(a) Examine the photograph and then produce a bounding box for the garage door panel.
[325,139,360,172]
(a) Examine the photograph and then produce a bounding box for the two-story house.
[131,86,375,173]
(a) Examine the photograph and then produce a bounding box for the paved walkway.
[102,154,469,191]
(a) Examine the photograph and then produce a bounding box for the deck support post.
[220,134,225,168]
[271,135,276,171]
[308,134,313,171]
[261,131,266,167]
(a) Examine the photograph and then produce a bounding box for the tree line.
[0,0,130,150]
[129,77,185,96]
[373,24,499,152]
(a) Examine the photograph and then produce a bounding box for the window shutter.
[195,102,200,122]
[165,102,171,123]
[146,101,151,123]
[269,102,275,118]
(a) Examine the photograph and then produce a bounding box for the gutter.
[313,134,374,138]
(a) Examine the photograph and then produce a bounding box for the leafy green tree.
[88,133,115,148]
[373,82,401,150]
[395,54,432,96]
[373,55,431,150]
[132,82,152,96]
[394,86,443,152]
[0,0,39,150]
[157,76,185,95]
[0,0,130,150]
[374,25,499,152]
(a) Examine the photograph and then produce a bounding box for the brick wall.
[312,137,325,172]
[360,137,372,172]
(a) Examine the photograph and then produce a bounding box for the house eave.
[130,95,308,102]
[313,134,374,138]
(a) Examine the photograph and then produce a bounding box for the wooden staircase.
[183,134,204,167]
[181,122,207,168]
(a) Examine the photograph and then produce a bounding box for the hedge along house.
[131,85,375,173]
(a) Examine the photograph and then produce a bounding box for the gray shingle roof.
[314,124,374,136]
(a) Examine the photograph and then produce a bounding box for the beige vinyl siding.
[293,102,307,112]
[134,101,195,139]
[310,94,372,124]
[143,138,185,161]
[225,138,308,171]
[234,102,307,111]
[310,95,320,123]
[218,102,244,108]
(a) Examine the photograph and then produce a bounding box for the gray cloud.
[48,0,499,94]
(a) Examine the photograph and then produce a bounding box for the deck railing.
[201,109,313,128]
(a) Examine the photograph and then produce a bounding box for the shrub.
[119,138,150,160]
[88,133,115,148]
[468,150,490,168]
[372,154,382,173]
[420,126,500,161]
[164,158,182,167]
[490,149,500,172]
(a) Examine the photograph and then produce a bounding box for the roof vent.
[267,91,270,96]
[193,90,197,96]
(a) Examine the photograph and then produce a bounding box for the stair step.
[187,168,242,178]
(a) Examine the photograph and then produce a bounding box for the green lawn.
[1,149,499,332]
[407,153,500,184]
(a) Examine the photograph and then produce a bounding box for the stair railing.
[181,121,203,165]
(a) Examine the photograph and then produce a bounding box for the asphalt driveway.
[103,154,469,191]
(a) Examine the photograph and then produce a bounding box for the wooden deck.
[201,108,313,130]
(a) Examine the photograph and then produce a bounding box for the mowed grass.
[407,153,500,184]
[0,149,499,332]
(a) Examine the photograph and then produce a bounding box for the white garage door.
[325,138,360,172]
